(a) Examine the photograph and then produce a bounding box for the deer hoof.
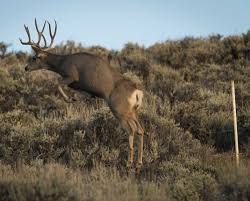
[135,163,142,178]
[64,97,77,103]
[126,167,132,176]
[71,97,78,102]
[64,98,72,103]
[126,162,133,176]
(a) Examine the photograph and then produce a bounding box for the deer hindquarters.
[128,89,143,111]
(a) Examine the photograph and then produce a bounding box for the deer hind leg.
[131,116,144,175]
[121,118,137,169]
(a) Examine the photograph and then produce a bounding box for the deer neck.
[44,53,63,72]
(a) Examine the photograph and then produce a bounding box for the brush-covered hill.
[0,33,249,201]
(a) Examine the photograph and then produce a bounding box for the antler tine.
[35,18,46,33]
[20,18,57,50]
[41,34,47,47]
[47,20,57,48]
[34,18,47,47]
[19,24,33,45]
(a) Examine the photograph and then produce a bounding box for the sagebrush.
[0,33,250,201]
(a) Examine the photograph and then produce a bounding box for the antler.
[19,18,57,50]
[19,24,33,45]
[46,20,57,49]
[34,18,47,47]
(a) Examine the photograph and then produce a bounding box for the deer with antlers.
[20,19,144,175]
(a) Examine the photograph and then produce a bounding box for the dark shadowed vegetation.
[0,32,250,201]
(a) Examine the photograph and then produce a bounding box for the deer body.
[20,19,144,175]
[37,51,122,100]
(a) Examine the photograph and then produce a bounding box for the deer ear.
[31,45,48,57]
[31,45,42,54]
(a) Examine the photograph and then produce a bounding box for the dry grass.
[0,34,250,200]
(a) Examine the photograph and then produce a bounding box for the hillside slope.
[0,34,249,201]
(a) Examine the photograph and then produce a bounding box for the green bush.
[0,32,250,200]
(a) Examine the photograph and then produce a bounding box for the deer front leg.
[58,77,75,102]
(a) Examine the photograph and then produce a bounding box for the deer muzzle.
[24,65,29,71]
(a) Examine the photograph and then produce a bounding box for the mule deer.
[20,19,144,175]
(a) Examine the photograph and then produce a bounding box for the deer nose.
[24,65,28,71]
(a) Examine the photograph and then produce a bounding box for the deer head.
[20,19,57,71]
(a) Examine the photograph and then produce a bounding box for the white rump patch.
[128,89,143,109]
